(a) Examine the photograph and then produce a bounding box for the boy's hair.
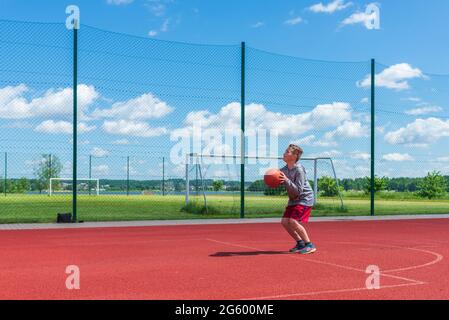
[288,144,303,162]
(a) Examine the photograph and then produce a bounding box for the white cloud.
[25,158,46,167]
[350,152,370,160]
[93,165,110,175]
[292,135,337,147]
[332,160,368,178]
[382,153,414,162]
[376,122,391,135]
[91,147,109,157]
[309,150,342,158]
[293,135,316,146]
[357,63,425,91]
[324,120,369,140]
[384,118,449,146]
[0,84,99,119]
[172,101,353,139]
[112,139,132,145]
[341,3,381,29]
[202,138,235,158]
[376,126,385,134]
[401,97,421,102]
[354,165,370,175]
[107,0,133,5]
[361,97,369,103]
[102,120,168,137]
[293,120,368,147]
[92,93,173,120]
[284,17,303,25]
[0,84,27,116]
[148,30,158,37]
[35,120,96,134]
[78,123,96,133]
[123,165,138,175]
[146,0,167,16]
[309,0,352,13]
[342,11,376,28]
[404,106,442,116]
[251,22,265,28]
[436,156,449,162]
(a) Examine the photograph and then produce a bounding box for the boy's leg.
[289,219,311,243]
[281,218,301,241]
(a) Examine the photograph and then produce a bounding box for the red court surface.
[0,218,448,300]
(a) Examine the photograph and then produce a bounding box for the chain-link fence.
[1,19,448,223]
[0,20,73,222]
[245,48,372,217]
[374,63,449,215]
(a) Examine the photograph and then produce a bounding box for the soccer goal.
[49,178,100,196]
[184,153,344,211]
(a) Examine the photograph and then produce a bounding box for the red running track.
[0,219,448,300]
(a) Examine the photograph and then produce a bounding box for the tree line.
[1,154,448,200]
[247,172,449,200]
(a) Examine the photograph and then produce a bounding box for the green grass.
[341,190,449,201]
[0,193,448,224]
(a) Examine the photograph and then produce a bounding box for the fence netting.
[1,20,448,223]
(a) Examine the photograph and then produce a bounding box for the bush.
[212,180,224,192]
[248,180,266,192]
[416,171,448,199]
[317,176,342,197]
[10,177,30,193]
[180,201,220,215]
[363,176,389,194]
[264,186,287,196]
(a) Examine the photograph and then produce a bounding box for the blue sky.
[2,0,449,72]
[0,0,449,182]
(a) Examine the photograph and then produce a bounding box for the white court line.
[206,239,424,285]
[206,238,426,299]
[336,241,444,273]
[244,283,423,300]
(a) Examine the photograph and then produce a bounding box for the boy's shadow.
[210,251,288,257]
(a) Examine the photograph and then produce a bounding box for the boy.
[279,144,316,254]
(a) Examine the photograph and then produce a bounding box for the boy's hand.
[279,171,287,184]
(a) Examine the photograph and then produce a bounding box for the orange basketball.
[264,168,282,188]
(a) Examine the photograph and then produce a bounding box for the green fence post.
[370,59,375,216]
[89,154,92,196]
[162,157,165,196]
[49,154,52,179]
[127,156,130,196]
[72,20,78,222]
[4,152,7,197]
[240,41,246,219]
[48,154,52,197]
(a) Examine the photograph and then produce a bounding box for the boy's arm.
[283,168,305,199]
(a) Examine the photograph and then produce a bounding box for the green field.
[0,194,449,223]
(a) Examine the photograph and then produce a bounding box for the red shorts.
[283,204,312,223]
